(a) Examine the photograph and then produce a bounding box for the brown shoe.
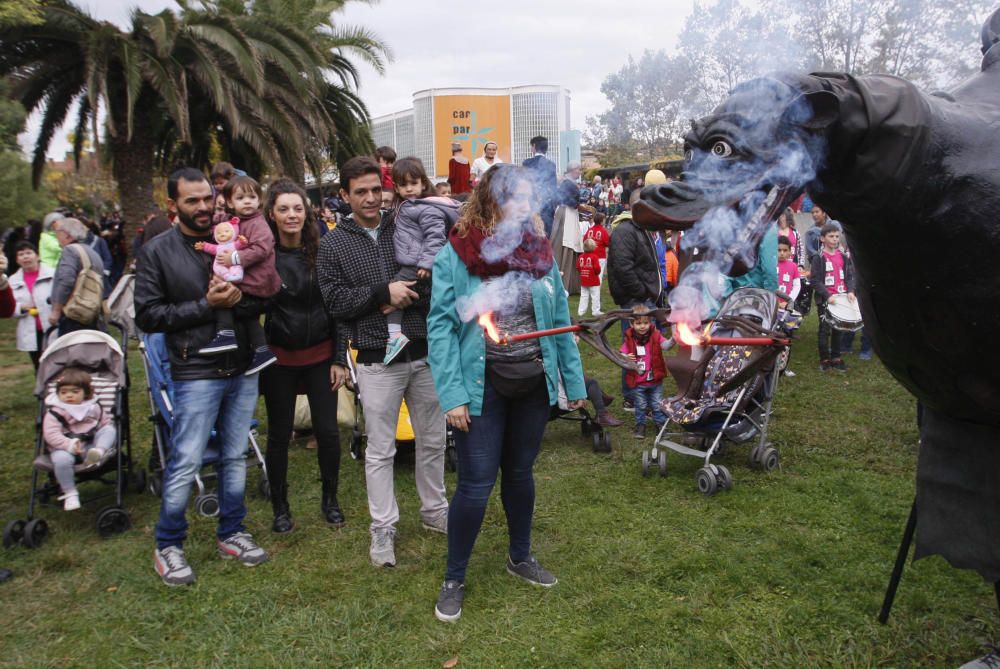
[597,411,623,427]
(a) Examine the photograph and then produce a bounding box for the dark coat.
[265,245,333,350]
[523,154,558,233]
[316,214,430,366]
[607,214,662,307]
[134,226,266,380]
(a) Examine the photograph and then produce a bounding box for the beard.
[177,207,213,233]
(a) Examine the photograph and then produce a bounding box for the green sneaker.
[383,334,410,365]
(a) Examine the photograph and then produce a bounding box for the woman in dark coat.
[262,178,345,533]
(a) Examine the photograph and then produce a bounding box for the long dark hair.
[264,178,319,269]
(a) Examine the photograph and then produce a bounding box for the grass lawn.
[0,291,996,669]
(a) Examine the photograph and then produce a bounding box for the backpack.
[62,244,105,323]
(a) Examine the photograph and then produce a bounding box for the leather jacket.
[134,226,266,380]
[265,245,334,350]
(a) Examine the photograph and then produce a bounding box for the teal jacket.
[428,244,588,416]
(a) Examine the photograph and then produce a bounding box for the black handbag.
[486,359,545,399]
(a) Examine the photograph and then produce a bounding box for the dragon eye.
[711,141,734,157]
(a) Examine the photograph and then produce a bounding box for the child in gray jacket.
[385,158,459,364]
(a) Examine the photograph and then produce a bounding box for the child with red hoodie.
[620,307,670,439]
[576,238,603,316]
[583,211,610,277]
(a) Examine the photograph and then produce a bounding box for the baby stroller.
[642,288,795,496]
[139,333,268,517]
[3,328,138,549]
[551,379,614,453]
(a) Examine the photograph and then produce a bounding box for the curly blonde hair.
[453,164,545,237]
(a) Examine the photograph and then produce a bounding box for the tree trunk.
[109,131,156,267]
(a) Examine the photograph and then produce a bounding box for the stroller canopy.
[35,330,126,397]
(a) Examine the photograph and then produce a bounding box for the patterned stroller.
[3,328,138,549]
[642,288,795,495]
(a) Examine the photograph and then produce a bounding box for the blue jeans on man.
[155,373,259,549]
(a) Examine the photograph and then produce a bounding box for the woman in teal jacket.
[428,165,587,623]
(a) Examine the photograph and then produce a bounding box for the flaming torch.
[478,312,583,345]
[675,321,789,347]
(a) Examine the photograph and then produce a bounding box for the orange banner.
[432,95,511,176]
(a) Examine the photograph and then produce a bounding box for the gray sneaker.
[422,511,448,535]
[154,546,195,586]
[506,555,557,587]
[434,580,464,622]
[370,527,397,567]
[217,532,268,566]
[960,646,1000,669]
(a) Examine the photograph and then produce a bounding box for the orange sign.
[432,95,511,176]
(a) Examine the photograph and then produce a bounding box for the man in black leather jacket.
[135,167,269,586]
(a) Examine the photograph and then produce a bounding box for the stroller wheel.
[258,476,271,500]
[657,450,668,477]
[149,472,163,497]
[195,493,220,518]
[716,465,733,490]
[759,447,780,472]
[580,418,596,436]
[641,450,651,477]
[601,431,613,453]
[696,467,719,496]
[95,506,131,538]
[749,445,763,469]
[22,518,49,549]
[3,519,25,548]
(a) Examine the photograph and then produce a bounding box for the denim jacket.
[428,244,587,416]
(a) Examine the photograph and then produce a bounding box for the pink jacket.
[214,212,281,298]
[43,395,110,453]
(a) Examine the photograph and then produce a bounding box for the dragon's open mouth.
[632,180,801,276]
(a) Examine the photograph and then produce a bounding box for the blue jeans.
[155,373,259,549]
[445,377,551,582]
[632,384,666,427]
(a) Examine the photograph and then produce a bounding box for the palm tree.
[0,0,390,247]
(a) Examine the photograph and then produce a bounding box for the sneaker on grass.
[506,555,557,587]
[217,532,268,566]
[383,334,410,365]
[434,580,464,622]
[154,546,195,586]
[370,527,396,567]
[422,511,448,535]
[622,400,635,413]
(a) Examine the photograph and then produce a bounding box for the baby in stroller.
[42,367,117,510]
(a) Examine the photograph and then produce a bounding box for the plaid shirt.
[316,213,429,366]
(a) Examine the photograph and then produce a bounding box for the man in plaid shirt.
[318,156,449,569]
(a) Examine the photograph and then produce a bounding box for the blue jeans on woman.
[155,373,259,549]
[445,376,551,583]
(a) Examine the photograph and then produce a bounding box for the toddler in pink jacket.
[43,368,116,511]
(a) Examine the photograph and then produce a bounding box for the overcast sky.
[26,0,697,159]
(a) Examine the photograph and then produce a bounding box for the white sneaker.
[60,491,80,511]
[370,527,397,567]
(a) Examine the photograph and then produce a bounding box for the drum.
[823,297,863,332]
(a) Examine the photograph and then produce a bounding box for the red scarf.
[449,224,554,279]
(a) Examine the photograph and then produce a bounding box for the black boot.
[321,479,345,527]
[270,482,294,534]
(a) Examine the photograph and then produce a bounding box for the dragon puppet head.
[633,76,840,276]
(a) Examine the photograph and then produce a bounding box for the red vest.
[622,327,668,388]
